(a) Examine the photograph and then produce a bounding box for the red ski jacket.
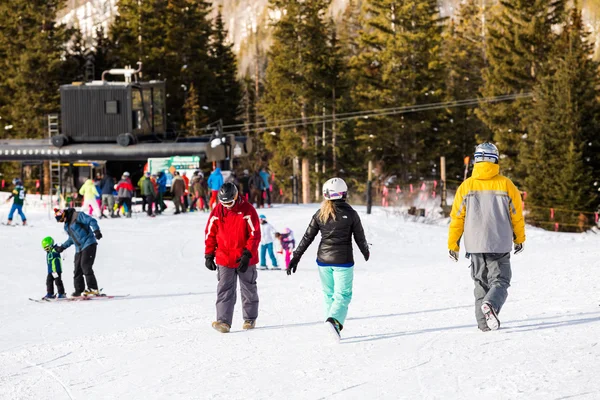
[204,198,261,268]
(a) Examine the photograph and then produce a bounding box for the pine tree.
[524,4,600,230]
[183,83,202,135]
[261,0,333,203]
[64,28,91,83]
[0,0,73,139]
[92,26,113,81]
[477,0,566,183]
[442,0,491,180]
[207,8,242,126]
[350,0,446,183]
[110,0,213,130]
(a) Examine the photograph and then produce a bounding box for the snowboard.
[29,294,130,303]
[324,321,341,344]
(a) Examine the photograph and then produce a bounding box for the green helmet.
[41,236,54,251]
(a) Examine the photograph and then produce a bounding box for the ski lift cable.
[221,93,533,135]
[221,93,532,132]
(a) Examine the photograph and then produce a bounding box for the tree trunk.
[301,101,310,204]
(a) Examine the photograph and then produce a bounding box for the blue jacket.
[207,168,224,191]
[100,176,114,195]
[46,248,63,274]
[259,171,270,189]
[61,211,100,253]
[157,173,167,194]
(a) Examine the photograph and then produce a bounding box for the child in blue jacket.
[41,236,66,299]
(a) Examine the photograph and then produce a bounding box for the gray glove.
[514,243,524,255]
[449,250,459,262]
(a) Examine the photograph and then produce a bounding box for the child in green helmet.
[42,237,66,299]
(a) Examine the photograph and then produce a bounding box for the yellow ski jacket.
[448,162,525,253]
[79,179,99,201]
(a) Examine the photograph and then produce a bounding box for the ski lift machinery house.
[0,63,252,203]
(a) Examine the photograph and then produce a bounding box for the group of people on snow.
[11,142,526,338]
[203,142,526,339]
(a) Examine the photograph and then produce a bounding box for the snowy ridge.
[1,205,599,399]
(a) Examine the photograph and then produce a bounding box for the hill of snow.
[0,203,599,399]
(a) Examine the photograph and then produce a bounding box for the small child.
[259,215,280,270]
[275,228,295,270]
[42,236,66,299]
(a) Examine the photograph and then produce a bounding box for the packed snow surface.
[1,204,599,399]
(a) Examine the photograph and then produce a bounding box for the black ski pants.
[73,244,99,293]
[46,273,65,295]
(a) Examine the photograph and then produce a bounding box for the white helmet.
[322,178,348,200]
[123,171,130,177]
[474,142,499,164]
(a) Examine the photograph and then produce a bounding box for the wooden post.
[440,156,448,215]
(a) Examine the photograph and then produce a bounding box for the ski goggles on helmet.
[54,208,67,223]
[219,194,238,209]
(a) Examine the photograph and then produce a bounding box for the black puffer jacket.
[294,201,369,266]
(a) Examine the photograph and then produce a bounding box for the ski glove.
[236,249,252,273]
[364,251,370,262]
[52,272,59,279]
[514,243,524,255]
[55,246,65,254]
[449,250,459,262]
[205,255,217,271]
[94,230,103,240]
[286,256,300,275]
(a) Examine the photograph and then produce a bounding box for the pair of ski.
[29,294,129,303]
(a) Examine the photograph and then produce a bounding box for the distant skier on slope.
[53,208,103,297]
[204,182,261,333]
[287,178,370,340]
[448,142,526,332]
[5,178,27,225]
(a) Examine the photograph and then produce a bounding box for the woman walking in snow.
[287,178,370,339]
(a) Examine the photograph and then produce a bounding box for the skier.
[259,214,279,270]
[141,171,157,217]
[41,236,66,299]
[138,173,148,212]
[115,172,134,218]
[53,207,103,297]
[204,182,261,333]
[259,168,272,208]
[79,178,101,217]
[287,178,370,339]
[274,228,295,270]
[5,178,27,225]
[207,167,223,209]
[448,142,526,332]
[156,171,168,213]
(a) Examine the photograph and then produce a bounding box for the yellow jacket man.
[448,142,525,332]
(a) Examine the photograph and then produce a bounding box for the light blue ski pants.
[318,266,354,325]
[260,243,278,267]
[8,204,26,222]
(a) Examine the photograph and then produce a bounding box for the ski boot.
[43,293,56,299]
[243,320,256,330]
[212,321,231,333]
[271,266,281,270]
[5,220,11,226]
[71,291,82,297]
[57,294,67,299]
[258,265,268,270]
[21,220,27,226]
[83,289,101,297]
[481,301,500,331]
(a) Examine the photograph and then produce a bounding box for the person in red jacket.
[205,182,261,333]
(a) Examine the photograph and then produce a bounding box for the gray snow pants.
[470,253,512,329]
[216,265,259,326]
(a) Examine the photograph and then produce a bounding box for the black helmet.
[218,182,239,208]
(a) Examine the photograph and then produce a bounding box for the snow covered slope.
[1,204,599,399]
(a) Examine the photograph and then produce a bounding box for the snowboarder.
[259,214,279,270]
[5,178,27,225]
[204,182,261,333]
[41,236,66,299]
[53,208,103,297]
[448,142,526,332]
[79,178,101,217]
[287,178,370,339]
